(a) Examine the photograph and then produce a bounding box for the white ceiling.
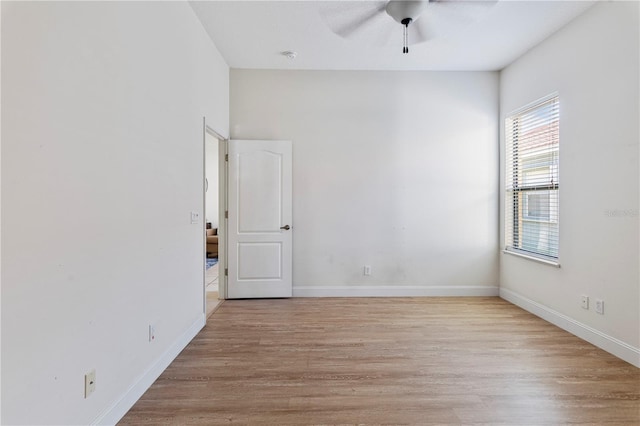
[190,0,596,71]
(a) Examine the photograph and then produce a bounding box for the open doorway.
[205,129,224,317]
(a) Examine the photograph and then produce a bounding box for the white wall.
[499,1,639,366]
[205,133,220,229]
[1,2,229,424]
[231,70,499,296]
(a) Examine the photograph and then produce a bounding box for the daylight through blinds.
[505,95,559,259]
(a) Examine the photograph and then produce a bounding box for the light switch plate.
[190,211,200,224]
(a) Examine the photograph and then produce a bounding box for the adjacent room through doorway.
[205,131,222,317]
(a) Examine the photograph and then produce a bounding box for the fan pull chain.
[401,18,412,54]
[404,25,407,54]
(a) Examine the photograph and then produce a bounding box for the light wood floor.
[119,297,640,425]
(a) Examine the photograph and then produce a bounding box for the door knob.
[280,225,291,230]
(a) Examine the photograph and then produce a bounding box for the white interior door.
[227,140,292,298]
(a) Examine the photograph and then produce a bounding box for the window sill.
[502,249,561,268]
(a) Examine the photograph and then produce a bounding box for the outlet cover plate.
[595,299,604,315]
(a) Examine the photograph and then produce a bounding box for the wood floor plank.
[119,297,640,425]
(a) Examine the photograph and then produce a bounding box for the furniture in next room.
[206,226,218,258]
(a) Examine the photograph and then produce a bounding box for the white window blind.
[505,95,559,259]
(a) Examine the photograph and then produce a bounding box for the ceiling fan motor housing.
[387,1,427,54]
[386,1,428,24]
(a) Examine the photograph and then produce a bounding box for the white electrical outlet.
[149,324,156,342]
[595,299,604,315]
[364,265,371,276]
[84,369,96,398]
[581,295,589,310]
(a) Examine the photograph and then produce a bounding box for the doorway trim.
[203,118,228,315]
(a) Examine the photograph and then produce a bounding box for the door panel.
[228,140,292,299]
[238,151,282,232]
[238,243,282,279]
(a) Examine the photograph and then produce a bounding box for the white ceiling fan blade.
[411,22,433,44]
[320,1,388,39]
[428,0,497,26]
[410,0,497,42]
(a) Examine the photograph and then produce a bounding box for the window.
[505,95,559,260]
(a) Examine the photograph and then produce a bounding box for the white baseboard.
[500,288,640,368]
[293,285,499,298]
[93,314,206,425]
